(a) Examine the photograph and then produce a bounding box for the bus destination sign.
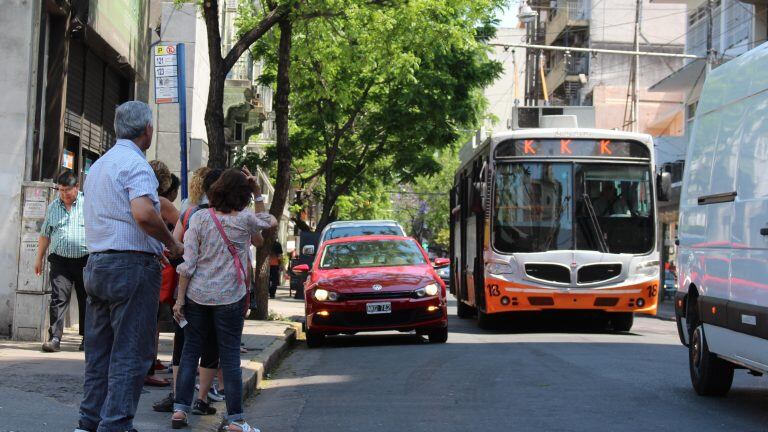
[494,139,650,159]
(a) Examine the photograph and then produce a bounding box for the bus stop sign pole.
[177,43,188,200]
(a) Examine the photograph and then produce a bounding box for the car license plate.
[366,302,392,315]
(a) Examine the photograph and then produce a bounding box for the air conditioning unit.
[507,106,596,130]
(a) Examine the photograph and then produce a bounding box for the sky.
[496,0,520,29]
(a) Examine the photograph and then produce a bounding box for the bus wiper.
[582,193,610,253]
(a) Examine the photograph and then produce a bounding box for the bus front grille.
[578,264,622,284]
[524,264,571,284]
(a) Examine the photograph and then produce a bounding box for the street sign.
[154,44,178,104]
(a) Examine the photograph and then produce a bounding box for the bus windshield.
[494,163,653,254]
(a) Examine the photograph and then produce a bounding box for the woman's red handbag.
[159,253,178,305]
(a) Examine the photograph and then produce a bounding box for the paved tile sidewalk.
[0,318,296,432]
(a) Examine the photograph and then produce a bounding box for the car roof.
[324,220,402,228]
[321,235,416,246]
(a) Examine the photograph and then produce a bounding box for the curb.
[241,324,298,400]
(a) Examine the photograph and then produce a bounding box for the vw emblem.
[372,284,383,291]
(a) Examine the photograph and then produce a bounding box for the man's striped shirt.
[40,192,88,258]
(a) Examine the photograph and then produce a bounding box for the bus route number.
[647,284,658,298]
[488,284,501,297]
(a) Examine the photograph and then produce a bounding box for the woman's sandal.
[171,410,188,429]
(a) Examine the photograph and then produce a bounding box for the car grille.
[337,291,416,301]
[314,309,441,328]
[525,264,571,284]
[578,264,622,284]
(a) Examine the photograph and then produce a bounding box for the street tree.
[284,0,503,231]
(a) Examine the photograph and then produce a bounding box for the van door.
[732,90,768,368]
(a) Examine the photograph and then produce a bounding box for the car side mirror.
[658,172,672,202]
[301,245,315,256]
[433,257,450,267]
[293,264,310,273]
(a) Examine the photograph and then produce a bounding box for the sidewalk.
[0,312,297,432]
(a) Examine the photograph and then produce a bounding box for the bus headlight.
[487,262,516,275]
[635,260,660,278]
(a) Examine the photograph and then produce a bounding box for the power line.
[488,43,704,59]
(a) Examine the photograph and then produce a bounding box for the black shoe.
[42,337,61,352]
[191,398,217,415]
[153,392,175,412]
[78,338,84,351]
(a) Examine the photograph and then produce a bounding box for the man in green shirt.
[36,171,89,352]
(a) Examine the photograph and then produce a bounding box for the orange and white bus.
[450,128,668,330]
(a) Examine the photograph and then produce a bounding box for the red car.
[293,235,449,347]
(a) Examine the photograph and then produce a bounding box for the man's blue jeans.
[78,252,161,432]
[174,298,245,423]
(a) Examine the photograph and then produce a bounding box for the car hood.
[315,265,437,293]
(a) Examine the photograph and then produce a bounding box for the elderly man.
[36,170,88,353]
[75,101,184,432]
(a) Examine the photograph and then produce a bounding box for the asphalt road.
[244,299,768,432]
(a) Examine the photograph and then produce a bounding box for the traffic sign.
[154,44,178,104]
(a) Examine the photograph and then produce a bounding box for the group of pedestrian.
[36,101,276,432]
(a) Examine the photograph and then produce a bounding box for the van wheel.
[611,313,634,332]
[689,324,733,396]
[306,330,325,348]
[428,327,449,343]
[456,299,475,319]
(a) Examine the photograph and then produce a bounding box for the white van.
[676,42,768,396]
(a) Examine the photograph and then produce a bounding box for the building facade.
[0,0,155,337]
[524,0,688,134]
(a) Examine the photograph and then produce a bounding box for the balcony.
[545,51,589,97]
[545,0,590,46]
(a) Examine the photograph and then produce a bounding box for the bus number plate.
[366,302,392,314]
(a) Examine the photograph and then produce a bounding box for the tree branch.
[223,4,289,73]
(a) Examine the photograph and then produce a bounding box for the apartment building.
[524,0,688,134]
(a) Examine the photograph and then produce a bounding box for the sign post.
[154,43,189,199]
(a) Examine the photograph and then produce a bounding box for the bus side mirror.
[301,245,315,256]
[658,172,672,202]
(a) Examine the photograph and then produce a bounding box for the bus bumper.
[483,277,659,315]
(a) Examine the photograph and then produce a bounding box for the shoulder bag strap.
[208,208,248,289]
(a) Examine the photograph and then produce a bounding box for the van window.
[708,101,745,196]
[681,111,719,206]
[737,92,768,200]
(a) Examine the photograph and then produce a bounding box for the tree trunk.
[202,0,228,169]
[252,18,293,319]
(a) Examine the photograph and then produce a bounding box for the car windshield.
[324,225,403,241]
[494,162,653,254]
[320,240,426,269]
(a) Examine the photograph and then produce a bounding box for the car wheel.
[689,324,734,396]
[456,299,475,319]
[306,330,325,348]
[610,313,634,332]
[428,327,448,343]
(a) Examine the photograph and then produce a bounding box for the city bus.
[450,128,668,331]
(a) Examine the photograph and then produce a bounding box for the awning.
[649,59,706,93]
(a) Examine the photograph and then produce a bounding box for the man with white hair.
[76,101,184,432]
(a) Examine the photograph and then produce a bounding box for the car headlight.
[486,261,516,275]
[314,289,329,301]
[424,283,439,296]
[416,283,440,298]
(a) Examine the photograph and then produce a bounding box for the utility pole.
[631,0,642,133]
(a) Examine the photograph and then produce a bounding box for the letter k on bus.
[524,140,536,154]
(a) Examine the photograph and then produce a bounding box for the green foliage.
[236,0,504,229]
